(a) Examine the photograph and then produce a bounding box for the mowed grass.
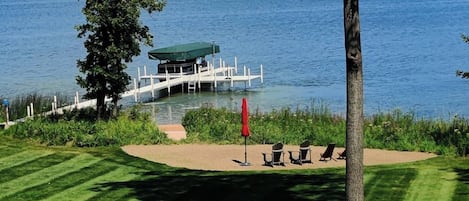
[0,137,468,201]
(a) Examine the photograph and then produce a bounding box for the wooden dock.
[2,57,263,127]
[133,57,263,101]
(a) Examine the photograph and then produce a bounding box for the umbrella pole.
[244,137,247,163]
[240,136,251,166]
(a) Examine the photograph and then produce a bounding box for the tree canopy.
[76,0,166,119]
[457,34,469,78]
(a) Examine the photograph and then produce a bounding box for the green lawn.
[0,137,468,201]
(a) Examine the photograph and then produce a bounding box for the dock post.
[30,102,34,117]
[181,66,184,93]
[248,68,251,87]
[27,106,31,118]
[214,64,217,90]
[220,58,225,76]
[137,67,141,82]
[234,57,238,74]
[54,96,57,112]
[166,70,171,96]
[198,65,201,91]
[74,94,77,107]
[222,60,226,76]
[76,91,80,106]
[133,78,138,102]
[243,65,247,76]
[143,65,148,85]
[260,64,264,84]
[151,74,155,100]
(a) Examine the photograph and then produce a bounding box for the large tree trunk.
[344,0,364,201]
[112,97,118,118]
[96,93,106,120]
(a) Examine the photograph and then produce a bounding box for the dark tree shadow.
[452,167,469,199]
[91,168,345,201]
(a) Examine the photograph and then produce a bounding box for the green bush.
[2,106,169,147]
[182,102,347,146]
[182,106,469,156]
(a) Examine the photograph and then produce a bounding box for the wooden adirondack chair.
[319,143,336,162]
[288,140,312,165]
[337,149,346,160]
[262,143,285,167]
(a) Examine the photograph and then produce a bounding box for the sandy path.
[122,144,437,171]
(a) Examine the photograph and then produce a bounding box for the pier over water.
[1,42,264,127]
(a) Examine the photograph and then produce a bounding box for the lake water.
[2,0,469,124]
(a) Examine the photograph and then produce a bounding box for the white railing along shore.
[1,56,263,126]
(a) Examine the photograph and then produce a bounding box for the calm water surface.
[1,0,469,124]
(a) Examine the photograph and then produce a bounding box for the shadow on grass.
[365,168,417,201]
[453,167,469,200]
[92,169,345,201]
[454,167,469,184]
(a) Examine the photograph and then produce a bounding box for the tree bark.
[96,93,106,120]
[112,97,118,118]
[344,0,364,201]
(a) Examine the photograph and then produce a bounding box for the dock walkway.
[2,57,263,135]
[49,57,262,114]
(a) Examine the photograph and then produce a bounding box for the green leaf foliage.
[75,0,166,118]
[456,33,469,78]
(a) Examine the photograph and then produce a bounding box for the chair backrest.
[272,143,283,162]
[272,142,283,151]
[322,143,335,158]
[299,140,311,159]
[300,140,310,148]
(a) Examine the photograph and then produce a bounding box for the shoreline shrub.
[2,106,169,147]
[182,106,469,156]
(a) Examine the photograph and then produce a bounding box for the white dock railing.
[2,57,264,125]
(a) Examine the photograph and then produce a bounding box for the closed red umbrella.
[240,97,251,166]
[241,98,250,137]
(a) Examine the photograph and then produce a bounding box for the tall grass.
[0,92,71,122]
[365,110,469,155]
[182,101,346,146]
[2,105,170,147]
[182,104,469,156]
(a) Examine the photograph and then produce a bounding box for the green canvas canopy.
[148,42,220,61]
